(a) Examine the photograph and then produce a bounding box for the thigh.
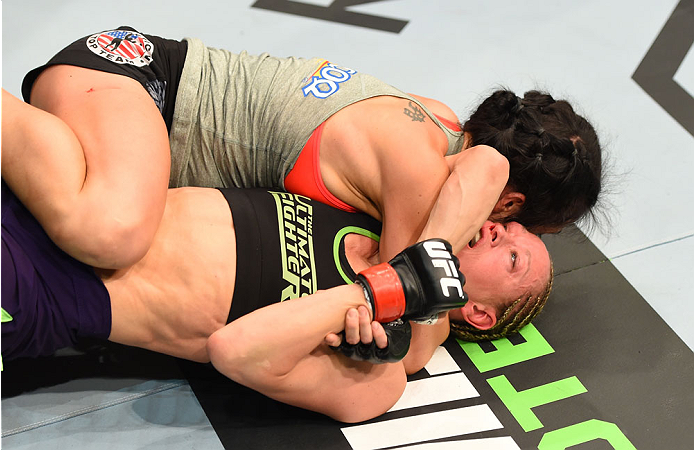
[25,65,172,267]
[30,64,171,198]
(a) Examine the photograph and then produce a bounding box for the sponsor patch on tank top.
[301,60,357,99]
[86,30,154,67]
[270,191,317,301]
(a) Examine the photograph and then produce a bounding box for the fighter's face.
[452,221,550,314]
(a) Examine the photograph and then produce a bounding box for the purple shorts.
[1,181,111,362]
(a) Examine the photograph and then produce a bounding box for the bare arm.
[378,145,509,373]
[206,284,407,423]
[374,137,451,262]
[401,146,509,371]
[2,65,170,269]
[419,145,510,252]
[374,128,508,264]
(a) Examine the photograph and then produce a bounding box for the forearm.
[207,284,369,384]
[402,317,451,374]
[207,284,407,423]
[419,145,509,254]
[377,145,508,261]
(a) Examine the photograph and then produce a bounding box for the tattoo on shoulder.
[403,101,426,122]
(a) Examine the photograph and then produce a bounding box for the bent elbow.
[468,145,510,188]
[207,329,248,384]
[330,406,389,424]
[206,326,278,387]
[402,353,429,375]
[206,329,224,361]
[206,328,240,377]
[479,145,510,176]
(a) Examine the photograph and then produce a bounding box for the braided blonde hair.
[450,262,554,341]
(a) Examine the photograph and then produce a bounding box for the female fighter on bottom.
[2,182,551,423]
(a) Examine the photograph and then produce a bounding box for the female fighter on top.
[2,26,603,274]
[2,179,552,423]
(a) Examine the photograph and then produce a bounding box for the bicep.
[419,146,509,254]
[377,154,449,261]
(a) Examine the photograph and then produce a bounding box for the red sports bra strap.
[284,123,358,213]
[434,114,462,132]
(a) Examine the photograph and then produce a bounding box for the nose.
[490,223,507,247]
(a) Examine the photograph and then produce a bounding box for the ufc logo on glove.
[356,238,468,323]
[423,240,464,298]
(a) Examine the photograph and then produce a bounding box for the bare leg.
[2,65,170,268]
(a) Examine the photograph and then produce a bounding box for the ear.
[492,187,525,219]
[459,302,497,330]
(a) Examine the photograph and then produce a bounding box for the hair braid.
[450,263,554,342]
[463,89,604,232]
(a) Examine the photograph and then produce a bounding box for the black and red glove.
[356,238,468,323]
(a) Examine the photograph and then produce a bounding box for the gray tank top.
[169,38,462,189]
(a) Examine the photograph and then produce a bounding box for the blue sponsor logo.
[302,62,357,99]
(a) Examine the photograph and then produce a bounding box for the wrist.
[358,283,374,319]
[356,262,405,323]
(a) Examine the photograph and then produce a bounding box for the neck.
[344,233,380,273]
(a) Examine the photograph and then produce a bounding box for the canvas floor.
[2,1,693,449]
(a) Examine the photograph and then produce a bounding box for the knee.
[94,220,155,268]
[48,212,156,269]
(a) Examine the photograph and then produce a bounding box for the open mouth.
[468,222,500,248]
[468,230,482,248]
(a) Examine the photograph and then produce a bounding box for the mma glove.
[330,319,411,364]
[356,238,468,323]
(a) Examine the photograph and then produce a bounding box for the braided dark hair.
[463,90,603,232]
[450,262,553,342]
